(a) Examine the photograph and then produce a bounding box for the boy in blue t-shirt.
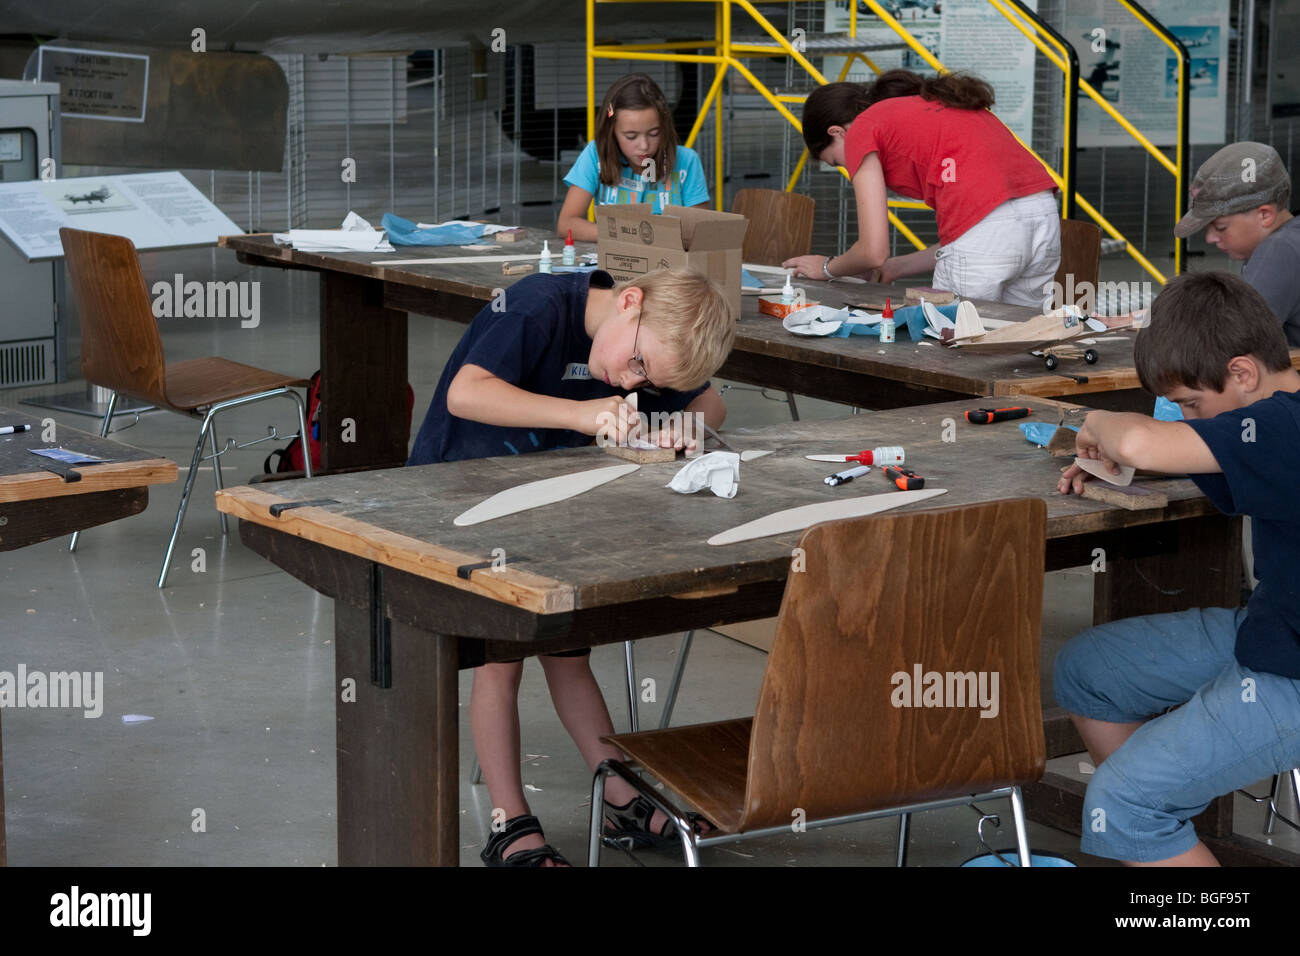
[409,267,732,866]
[1056,270,1300,865]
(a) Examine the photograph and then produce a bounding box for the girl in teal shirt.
[558,73,710,240]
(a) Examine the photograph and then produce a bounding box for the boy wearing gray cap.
[1175,141,1300,345]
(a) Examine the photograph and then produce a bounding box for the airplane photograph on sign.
[42,181,137,215]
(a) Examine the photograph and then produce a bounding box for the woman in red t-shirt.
[784,70,1060,307]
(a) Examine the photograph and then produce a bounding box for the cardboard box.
[596,204,748,317]
[758,295,819,319]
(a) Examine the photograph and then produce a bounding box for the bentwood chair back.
[1052,219,1102,306]
[591,498,1048,866]
[60,227,312,587]
[731,188,816,266]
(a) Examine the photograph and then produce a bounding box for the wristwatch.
[822,255,836,280]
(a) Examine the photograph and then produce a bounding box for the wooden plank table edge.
[215,484,577,614]
[0,458,177,503]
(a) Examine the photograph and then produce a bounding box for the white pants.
[932,191,1061,307]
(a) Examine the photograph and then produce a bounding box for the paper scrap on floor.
[273,211,394,252]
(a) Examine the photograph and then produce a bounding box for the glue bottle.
[862,446,904,466]
[781,271,796,307]
[539,240,553,274]
[562,229,576,266]
[879,297,895,343]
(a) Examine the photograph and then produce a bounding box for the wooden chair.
[1052,219,1102,307]
[589,498,1048,866]
[731,188,816,266]
[60,227,312,588]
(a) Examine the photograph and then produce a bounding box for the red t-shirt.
[842,96,1056,246]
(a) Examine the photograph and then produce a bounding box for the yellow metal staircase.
[586,0,1191,284]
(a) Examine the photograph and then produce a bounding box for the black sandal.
[604,795,693,851]
[480,814,571,867]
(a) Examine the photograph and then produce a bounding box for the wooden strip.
[0,458,176,503]
[602,443,678,463]
[1080,482,1168,511]
[994,368,1142,396]
[215,485,576,614]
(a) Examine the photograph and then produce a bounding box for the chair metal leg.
[470,757,483,785]
[159,413,214,588]
[658,630,695,730]
[589,762,611,867]
[1264,768,1300,835]
[1009,786,1032,867]
[785,391,800,421]
[209,422,229,536]
[895,812,911,867]
[157,387,311,588]
[624,640,639,733]
[1265,773,1283,835]
[69,390,118,553]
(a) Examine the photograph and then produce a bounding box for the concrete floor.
[2,236,1296,868]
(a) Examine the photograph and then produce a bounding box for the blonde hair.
[615,269,736,390]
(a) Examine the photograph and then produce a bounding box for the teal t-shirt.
[564,142,710,213]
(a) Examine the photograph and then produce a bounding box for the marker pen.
[0,424,31,435]
[825,464,871,486]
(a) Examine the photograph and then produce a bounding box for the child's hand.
[648,420,700,455]
[782,254,828,280]
[1057,462,1091,495]
[574,396,638,443]
[1072,414,1126,480]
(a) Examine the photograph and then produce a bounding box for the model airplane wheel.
[1044,354,1059,371]
[1084,349,1098,364]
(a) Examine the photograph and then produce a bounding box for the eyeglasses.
[627,310,653,386]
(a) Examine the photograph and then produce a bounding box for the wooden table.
[214,397,1277,866]
[0,407,177,866]
[219,232,1159,472]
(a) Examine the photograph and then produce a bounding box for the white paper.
[666,451,740,498]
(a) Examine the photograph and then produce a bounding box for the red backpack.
[263,371,413,474]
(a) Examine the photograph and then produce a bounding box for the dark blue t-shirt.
[1183,389,1300,678]
[407,270,707,465]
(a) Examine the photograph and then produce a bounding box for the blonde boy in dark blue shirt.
[410,267,732,865]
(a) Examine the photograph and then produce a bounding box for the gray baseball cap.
[1173,142,1292,238]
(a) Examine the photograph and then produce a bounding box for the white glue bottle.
[781,271,796,307]
[539,240,553,274]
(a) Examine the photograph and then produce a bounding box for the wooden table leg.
[320,272,410,472]
[335,603,460,866]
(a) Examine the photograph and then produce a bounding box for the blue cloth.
[1020,422,1076,447]
[407,270,706,464]
[1153,395,1184,421]
[381,213,490,246]
[898,303,958,342]
[741,268,762,289]
[821,302,960,340]
[1181,391,1300,678]
[563,142,710,213]
[1055,607,1300,862]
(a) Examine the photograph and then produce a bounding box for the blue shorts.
[1054,607,1300,862]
